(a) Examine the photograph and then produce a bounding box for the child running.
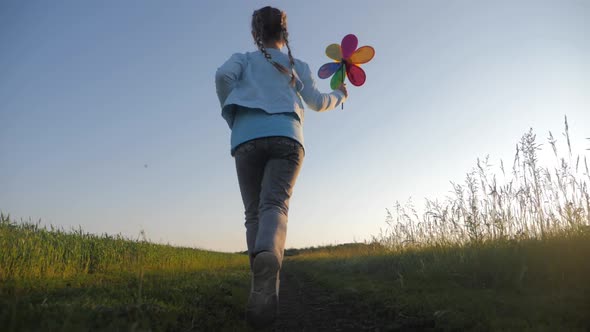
[215,5,347,328]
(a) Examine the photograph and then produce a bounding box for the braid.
[255,36,272,62]
[282,30,296,86]
[252,8,295,86]
[254,13,272,61]
[281,12,296,86]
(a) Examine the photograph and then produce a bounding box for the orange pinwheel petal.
[350,46,375,64]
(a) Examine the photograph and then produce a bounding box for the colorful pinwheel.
[318,34,375,90]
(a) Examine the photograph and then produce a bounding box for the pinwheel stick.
[341,66,344,110]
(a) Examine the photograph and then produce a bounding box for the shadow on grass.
[284,231,590,331]
[0,269,256,332]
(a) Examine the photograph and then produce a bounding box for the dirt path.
[271,265,382,332]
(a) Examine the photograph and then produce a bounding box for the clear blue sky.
[1,1,589,252]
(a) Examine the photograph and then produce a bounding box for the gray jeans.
[234,136,304,269]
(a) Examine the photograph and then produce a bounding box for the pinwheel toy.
[318,34,375,108]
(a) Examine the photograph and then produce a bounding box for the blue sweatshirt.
[215,48,346,155]
[230,105,302,155]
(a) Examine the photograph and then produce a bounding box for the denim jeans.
[234,136,304,269]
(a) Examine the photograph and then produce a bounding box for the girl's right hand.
[337,83,348,98]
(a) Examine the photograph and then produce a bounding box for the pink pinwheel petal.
[318,62,342,79]
[346,64,366,86]
[350,46,375,64]
[341,34,358,60]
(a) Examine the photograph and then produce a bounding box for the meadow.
[1,118,589,331]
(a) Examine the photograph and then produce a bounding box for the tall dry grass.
[378,116,590,249]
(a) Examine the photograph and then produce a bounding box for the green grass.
[0,215,254,331]
[0,219,246,280]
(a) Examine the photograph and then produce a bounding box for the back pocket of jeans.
[235,141,256,154]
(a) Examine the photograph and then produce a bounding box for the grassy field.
[0,214,254,331]
[1,119,589,331]
[286,233,590,331]
[1,216,589,331]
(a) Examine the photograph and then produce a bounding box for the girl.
[215,6,347,327]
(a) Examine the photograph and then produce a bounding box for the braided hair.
[252,6,296,86]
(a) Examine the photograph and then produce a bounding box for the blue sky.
[1,1,589,252]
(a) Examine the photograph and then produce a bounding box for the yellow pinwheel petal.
[325,43,342,61]
[350,46,375,64]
